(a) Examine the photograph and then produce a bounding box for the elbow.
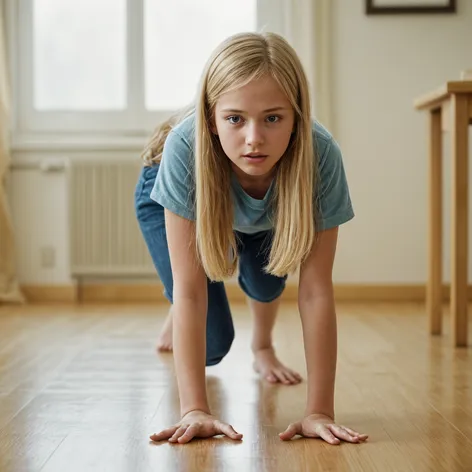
[172,282,207,311]
[173,290,207,307]
[172,273,207,302]
[298,282,335,306]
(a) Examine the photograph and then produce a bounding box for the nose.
[245,122,264,147]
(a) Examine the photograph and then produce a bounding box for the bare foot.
[252,346,302,385]
[156,310,173,352]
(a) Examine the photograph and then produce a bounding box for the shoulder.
[159,113,196,171]
[311,119,339,163]
[310,120,354,230]
[151,114,197,220]
[169,113,196,151]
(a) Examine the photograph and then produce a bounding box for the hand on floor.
[150,409,243,444]
[279,413,368,445]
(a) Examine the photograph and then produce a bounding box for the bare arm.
[279,226,368,443]
[298,226,339,419]
[164,208,209,417]
[149,209,243,443]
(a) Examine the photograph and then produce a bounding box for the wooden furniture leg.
[428,109,442,335]
[450,94,468,347]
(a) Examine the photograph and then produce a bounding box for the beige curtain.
[0,1,24,303]
[286,0,333,129]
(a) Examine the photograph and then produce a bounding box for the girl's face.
[213,75,295,184]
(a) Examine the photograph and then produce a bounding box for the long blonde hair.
[142,32,318,281]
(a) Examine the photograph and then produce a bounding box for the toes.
[282,371,298,384]
[157,343,173,352]
[274,370,291,384]
[288,370,303,384]
[266,374,278,383]
[277,369,301,385]
[262,368,302,385]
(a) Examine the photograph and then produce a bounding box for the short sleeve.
[315,137,354,231]
[150,129,196,220]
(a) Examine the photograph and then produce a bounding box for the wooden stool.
[414,81,472,347]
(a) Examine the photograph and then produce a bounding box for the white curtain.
[0,0,24,303]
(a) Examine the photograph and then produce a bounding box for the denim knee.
[238,273,287,303]
[237,231,288,303]
[206,329,235,366]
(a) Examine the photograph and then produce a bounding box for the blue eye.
[266,115,280,123]
[226,116,242,125]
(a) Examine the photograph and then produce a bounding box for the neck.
[231,164,275,199]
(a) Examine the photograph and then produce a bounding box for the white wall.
[8,153,72,284]
[330,0,472,284]
[8,0,472,285]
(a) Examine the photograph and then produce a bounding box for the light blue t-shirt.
[150,114,354,233]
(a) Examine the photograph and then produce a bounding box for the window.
[10,0,290,139]
[33,0,127,111]
[144,0,256,111]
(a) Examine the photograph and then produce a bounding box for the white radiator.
[68,160,155,277]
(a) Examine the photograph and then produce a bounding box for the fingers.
[321,424,368,445]
[328,424,361,443]
[151,421,366,445]
[169,424,189,443]
[176,423,202,443]
[152,421,243,444]
[279,422,301,441]
[216,421,243,440]
[341,426,369,441]
[318,425,341,445]
[150,426,179,442]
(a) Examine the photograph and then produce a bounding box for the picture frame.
[366,0,456,14]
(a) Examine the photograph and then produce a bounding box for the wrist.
[181,406,211,418]
[304,409,334,421]
[305,387,335,420]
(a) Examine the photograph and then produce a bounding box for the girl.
[135,32,368,445]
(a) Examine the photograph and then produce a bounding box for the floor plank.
[0,302,470,471]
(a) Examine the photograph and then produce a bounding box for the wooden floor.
[0,301,471,472]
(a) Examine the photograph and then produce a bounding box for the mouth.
[242,153,268,161]
[243,152,267,157]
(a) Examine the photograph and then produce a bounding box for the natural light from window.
[33,0,127,111]
[144,0,257,110]
[32,0,257,113]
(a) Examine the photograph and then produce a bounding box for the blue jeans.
[134,164,287,366]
